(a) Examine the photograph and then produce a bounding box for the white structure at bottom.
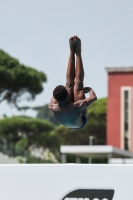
[60,145,133,163]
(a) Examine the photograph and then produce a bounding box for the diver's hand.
[83,87,92,94]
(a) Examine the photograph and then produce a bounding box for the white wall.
[0,164,132,200]
[109,158,133,164]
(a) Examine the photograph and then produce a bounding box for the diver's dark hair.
[53,85,68,102]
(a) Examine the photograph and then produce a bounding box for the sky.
[0,0,133,117]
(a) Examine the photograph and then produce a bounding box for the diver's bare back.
[49,97,86,128]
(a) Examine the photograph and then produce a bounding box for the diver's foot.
[74,36,81,54]
[69,37,75,53]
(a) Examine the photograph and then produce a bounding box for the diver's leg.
[65,37,75,102]
[74,36,85,101]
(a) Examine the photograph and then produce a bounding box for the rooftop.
[60,145,133,158]
[105,66,133,73]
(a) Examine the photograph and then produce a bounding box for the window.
[121,87,132,151]
[124,91,129,150]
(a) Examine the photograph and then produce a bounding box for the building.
[106,67,133,152]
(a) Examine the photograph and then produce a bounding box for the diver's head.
[53,85,68,103]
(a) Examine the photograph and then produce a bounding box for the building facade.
[106,67,133,152]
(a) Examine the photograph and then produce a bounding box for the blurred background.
[0,0,133,163]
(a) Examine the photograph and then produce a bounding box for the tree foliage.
[87,97,107,144]
[0,98,107,162]
[0,49,47,108]
[0,116,54,151]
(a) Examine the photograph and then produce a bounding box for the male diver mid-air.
[49,36,97,129]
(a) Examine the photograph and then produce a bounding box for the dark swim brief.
[69,115,87,130]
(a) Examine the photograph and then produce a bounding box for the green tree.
[0,98,107,162]
[0,116,54,155]
[86,97,107,145]
[0,49,46,108]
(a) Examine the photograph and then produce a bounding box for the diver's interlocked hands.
[83,87,92,93]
